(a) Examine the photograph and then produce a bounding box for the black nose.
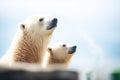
[72,46,77,49]
[52,18,58,23]
[68,45,77,54]
[46,18,58,30]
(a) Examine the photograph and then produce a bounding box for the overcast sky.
[0,0,120,72]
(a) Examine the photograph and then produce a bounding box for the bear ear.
[48,48,53,56]
[19,23,25,30]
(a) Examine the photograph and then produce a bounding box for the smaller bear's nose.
[68,45,77,54]
[72,46,77,49]
[52,18,58,23]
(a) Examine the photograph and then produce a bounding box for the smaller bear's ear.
[19,23,25,30]
[48,48,53,56]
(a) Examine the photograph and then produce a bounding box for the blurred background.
[0,0,120,79]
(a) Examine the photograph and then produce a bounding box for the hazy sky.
[0,0,120,71]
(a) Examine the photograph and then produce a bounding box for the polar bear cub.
[43,43,77,68]
[1,15,58,65]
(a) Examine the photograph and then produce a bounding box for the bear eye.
[62,44,66,47]
[39,18,44,22]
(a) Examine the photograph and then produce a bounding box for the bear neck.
[48,56,71,65]
[12,31,51,63]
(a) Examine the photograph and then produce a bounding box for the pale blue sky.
[0,0,120,71]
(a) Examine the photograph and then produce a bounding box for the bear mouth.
[68,46,77,54]
[47,18,58,30]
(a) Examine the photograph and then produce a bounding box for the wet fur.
[13,32,44,63]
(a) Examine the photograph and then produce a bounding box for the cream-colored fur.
[1,15,57,65]
[43,43,76,68]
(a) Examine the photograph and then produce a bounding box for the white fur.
[1,15,56,66]
[50,43,74,59]
[42,43,75,68]
[42,51,50,68]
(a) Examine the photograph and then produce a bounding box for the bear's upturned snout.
[46,18,58,30]
[68,46,77,54]
[51,18,58,24]
[72,46,77,49]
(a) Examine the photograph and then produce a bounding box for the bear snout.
[51,18,58,24]
[72,46,77,50]
[46,18,58,30]
[68,46,77,54]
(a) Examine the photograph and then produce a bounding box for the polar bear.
[42,43,77,68]
[1,15,58,65]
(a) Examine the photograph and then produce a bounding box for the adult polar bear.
[1,15,58,65]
